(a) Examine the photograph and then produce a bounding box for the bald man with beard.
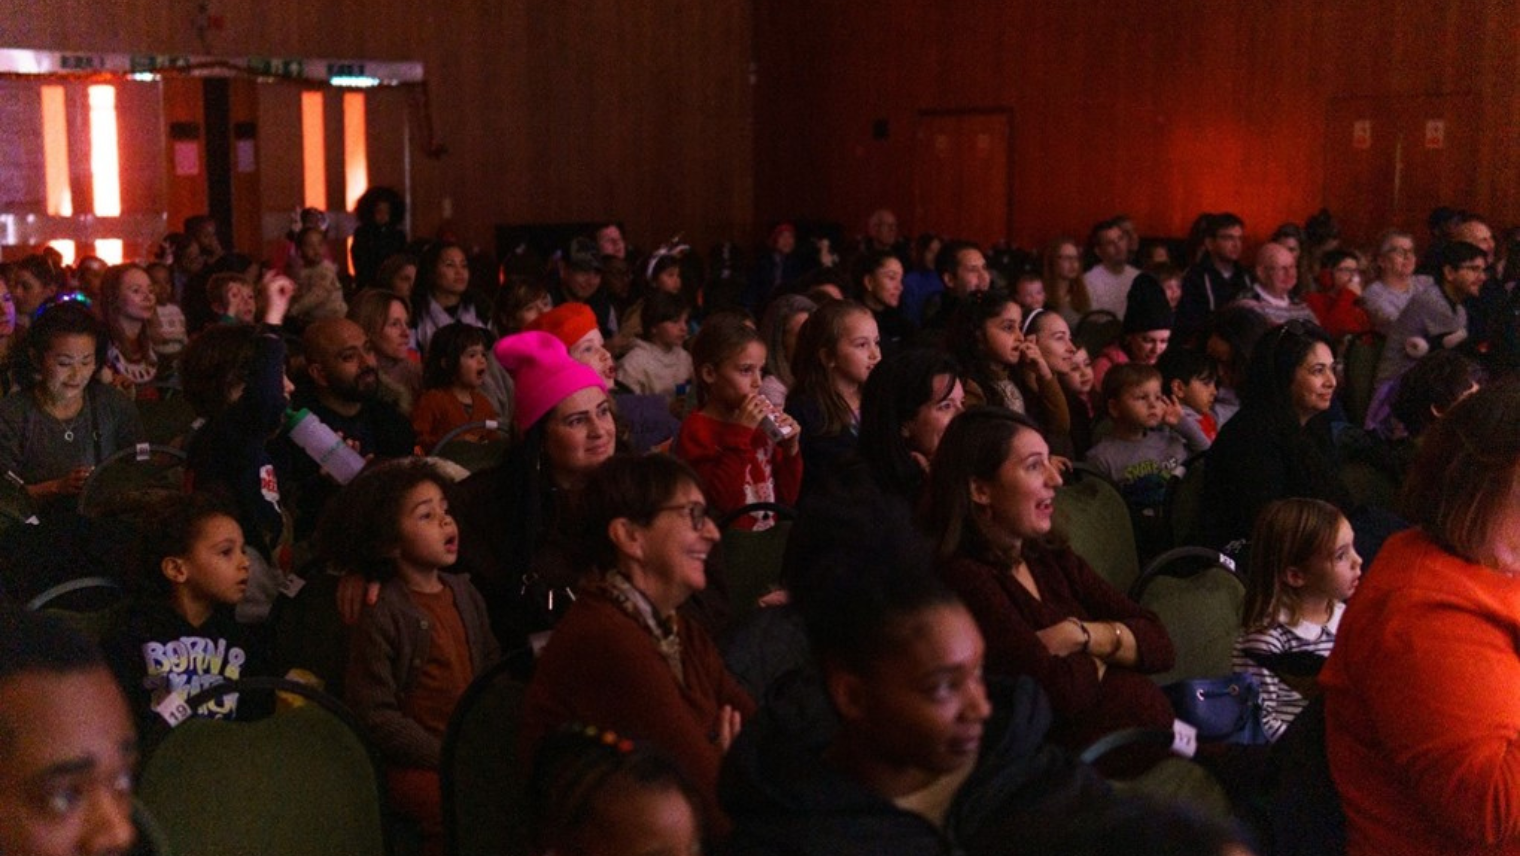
[288,317,416,537]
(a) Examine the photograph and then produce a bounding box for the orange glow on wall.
[94,239,124,265]
[301,90,327,210]
[47,240,77,266]
[343,91,368,213]
[41,85,72,217]
[87,85,122,217]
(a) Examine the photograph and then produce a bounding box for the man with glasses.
[1238,241,1318,327]
[1176,212,1252,343]
[1375,241,1487,387]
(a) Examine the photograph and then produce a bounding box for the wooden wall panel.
[754,0,1520,254]
[0,0,753,256]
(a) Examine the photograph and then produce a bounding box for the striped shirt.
[1233,602,1344,742]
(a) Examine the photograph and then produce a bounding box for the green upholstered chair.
[441,660,530,856]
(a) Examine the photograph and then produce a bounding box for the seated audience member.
[1203,305,1271,426]
[747,221,804,311]
[785,300,881,498]
[616,290,693,399]
[1085,218,1141,317]
[411,322,498,452]
[1322,381,1520,856]
[529,725,706,856]
[1389,349,1481,443]
[325,459,500,856]
[721,493,1106,855]
[144,261,188,362]
[854,348,965,511]
[412,241,487,354]
[921,241,992,331]
[557,236,618,339]
[1236,242,1318,328]
[450,331,614,649]
[1043,237,1092,327]
[1157,346,1222,448]
[1085,364,1204,558]
[351,187,409,290]
[0,607,138,856]
[674,314,802,531]
[102,494,273,747]
[1305,249,1373,339]
[375,253,419,303]
[1152,264,1184,310]
[619,249,688,348]
[900,232,944,326]
[206,272,256,325]
[1012,272,1047,319]
[854,249,916,358]
[493,274,553,336]
[1361,229,1431,336]
[1176,213,1251,344]
[757,293,815,408]
[950,290,1068,447]
[1233,498,1359,743]
[97,264,159,396]
[528,302,618,389]
[290,260,348,327]
[1024,308,1082,457]
[1199,321,1355,554]
[521,453,754,836]
[1092,275,1173,392]
[926,407,1177,772]
[1373,240,1486,389]
[289,317,417,537]
[1057,345,1098,460]
[349,288,423,415]
[181,276,296,621]
[0,302,142,513]
[10,252,64,330]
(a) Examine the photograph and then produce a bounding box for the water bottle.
[285,409,365,485]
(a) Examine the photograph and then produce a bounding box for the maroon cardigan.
[938,543,1176,756]
[519,586,755,832]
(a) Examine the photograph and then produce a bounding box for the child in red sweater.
[411,321,499,452]
[673,314,802,531]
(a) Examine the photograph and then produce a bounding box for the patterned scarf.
[588,571,684,687]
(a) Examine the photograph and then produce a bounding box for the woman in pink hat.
[450,330,617,652]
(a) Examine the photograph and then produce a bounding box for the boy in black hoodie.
[102,493,271,749]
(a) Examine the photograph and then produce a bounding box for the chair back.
[1054,469,1140,594]
[1131,550,1244,685]
[430,420,512,473]
[1164,452,1207,548]
[137,678,386,856]
[717,502,796,625]
[1270,697,1347,855]
[1339,334,1384,426]
[441,659,531,856]
[269,566,351,697]
[0,474,38,534]
[1340,459,1400,513]
[78,444,188,522]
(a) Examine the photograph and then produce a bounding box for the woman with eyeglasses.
[520,452,755,838]
[1362,230,1434,336]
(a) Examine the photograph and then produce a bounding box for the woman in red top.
[1322,380,1520,856]
[924,406,1175,772]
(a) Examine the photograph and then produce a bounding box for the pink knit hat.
[493,331,607,432]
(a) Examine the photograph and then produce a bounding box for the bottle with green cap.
[285,408,365,484]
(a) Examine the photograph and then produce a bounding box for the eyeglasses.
[1458,262,1488,273]
[657,502,715,532]
[1382,247,1416,258]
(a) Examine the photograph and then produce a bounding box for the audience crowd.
[3,197,1519,856]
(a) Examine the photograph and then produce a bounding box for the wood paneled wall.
[0,0,754,255]
[754,0,1520,252]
